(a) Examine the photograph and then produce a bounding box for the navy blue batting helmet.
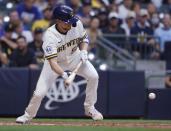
[53,5,79,24]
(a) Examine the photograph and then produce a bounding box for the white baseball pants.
[24,58,99,119]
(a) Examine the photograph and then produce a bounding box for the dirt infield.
[0,121,171,129]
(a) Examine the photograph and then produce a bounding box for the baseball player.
[16,5,103,123]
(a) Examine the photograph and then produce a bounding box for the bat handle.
[64,61,83,87]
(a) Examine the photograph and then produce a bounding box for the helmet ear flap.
[72,22,77,27]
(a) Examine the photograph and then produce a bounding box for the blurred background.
[0,0,171,120]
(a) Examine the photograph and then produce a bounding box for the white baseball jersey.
[42,20,89,64]
[22,20,99,120]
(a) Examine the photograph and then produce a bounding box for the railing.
[92,34,161,70]
[102,34,161,60]
[95,35,136,70]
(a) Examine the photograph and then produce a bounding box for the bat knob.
[64,82,70,87]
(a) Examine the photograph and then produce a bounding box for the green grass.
[0,118,171,131]
[0,126,171,131]
[1,118,171,123]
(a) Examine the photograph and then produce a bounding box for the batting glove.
[62,71,71,81]
[80,50,88,63]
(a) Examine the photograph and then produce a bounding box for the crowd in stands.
[0,0,171,79]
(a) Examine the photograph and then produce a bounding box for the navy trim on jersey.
[45,54,58,60]
[80,33,89,44]
[80,33,87,40]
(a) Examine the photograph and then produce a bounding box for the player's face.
[57,20,72,33]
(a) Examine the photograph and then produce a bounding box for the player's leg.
[16,60,58,123]
[77,61,103,120]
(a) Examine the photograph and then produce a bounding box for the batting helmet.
[53,5,79,24]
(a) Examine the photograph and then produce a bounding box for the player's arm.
[43,46,64,76]
[48,57,64,76]
[79,42,89,63]
[48,57,70,80]
[80,42,88,51]
[79,31,89,63]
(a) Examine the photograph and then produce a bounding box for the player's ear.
[72,22,77,27]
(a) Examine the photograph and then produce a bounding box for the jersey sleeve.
[42,31,59,60]
[77,20,89,44]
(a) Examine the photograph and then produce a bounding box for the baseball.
[149,93,156,100]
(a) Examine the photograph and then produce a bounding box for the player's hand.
[80,50,88,63]
[62,71,71,81]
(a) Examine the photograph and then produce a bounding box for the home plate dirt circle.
[0,121,171,129]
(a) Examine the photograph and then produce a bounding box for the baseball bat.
[64,61,83,87]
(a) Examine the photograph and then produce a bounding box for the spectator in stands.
[77,0,93,28]
[32,7,52,32]
[0,10,24,37]
[147,2,156,19]
[0,24,17,58]
[12,20,33,43]
[102,11,126,49]
[0,23,2,38]
[121,11,136,36]
[0,12,3,23]
[165,76,171,87]
[151,0,162,9]
[28,28,44,67]
[102,12,125,36]
[86,17,101,52]
[0,13,3,37]
[17,0,41,29]
[131,1,141,17]
[9,36,38,69]
[97,8,108,29]
[154,13,171,53]
[130,9,155,59]
[8,10,20,24]
[118,0,133,20]
[34,0,48,16]
[46,0,59,10]
[149,12,163,31]
[108,3,118,13]
[66,0,81,15]
[91,0,105,10]
[169,0,171,14]
[148,12,163,60]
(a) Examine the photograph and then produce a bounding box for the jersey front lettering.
[57,37,80,53]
